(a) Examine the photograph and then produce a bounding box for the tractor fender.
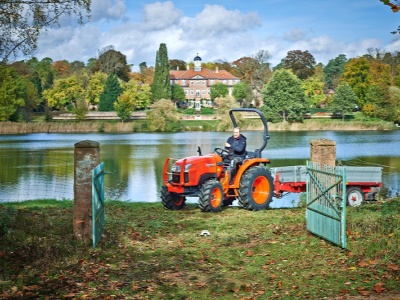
[232,158,270,186]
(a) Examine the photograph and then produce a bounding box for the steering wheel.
[213,147,230,157]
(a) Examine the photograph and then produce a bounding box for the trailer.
[270,165,382,207]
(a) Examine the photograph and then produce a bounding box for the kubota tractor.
[161,108,274,212]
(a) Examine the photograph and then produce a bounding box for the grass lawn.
[0,199,399,299]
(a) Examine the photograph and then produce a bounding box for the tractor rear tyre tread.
[199,179,223,213]
[238,166,273,211]
[161,185,186,210]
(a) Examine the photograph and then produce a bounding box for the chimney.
[215,66,218,73]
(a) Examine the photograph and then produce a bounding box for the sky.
[34,0,400,71]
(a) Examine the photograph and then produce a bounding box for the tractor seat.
[246,149,261,159]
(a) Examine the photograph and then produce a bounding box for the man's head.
[233,127,240,139]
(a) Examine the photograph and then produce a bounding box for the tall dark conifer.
[151,43,171,102]
[99,74,122,111]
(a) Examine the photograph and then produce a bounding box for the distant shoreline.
[0,118,395,135]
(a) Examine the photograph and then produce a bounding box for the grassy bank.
[0,117,395,134]
[1,199,399,299]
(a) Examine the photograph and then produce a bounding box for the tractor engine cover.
[170,154,223,187]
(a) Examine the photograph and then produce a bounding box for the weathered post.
[310,138,336,166]
[74,140,100,242]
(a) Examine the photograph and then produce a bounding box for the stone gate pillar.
[74,140,100,242]
[310,138,336,166]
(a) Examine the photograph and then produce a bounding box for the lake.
[0,130,399,207]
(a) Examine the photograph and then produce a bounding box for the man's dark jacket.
[226,134,247,158]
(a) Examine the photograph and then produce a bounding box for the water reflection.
[0,130,399,205]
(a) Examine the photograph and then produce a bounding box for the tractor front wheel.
[161,185,186,210]
[199,179,223,212]
[238,167,273,211]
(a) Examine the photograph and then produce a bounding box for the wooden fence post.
[74,140,100,242]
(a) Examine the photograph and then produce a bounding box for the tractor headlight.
[171,164,191,172]
[171,164,180,172]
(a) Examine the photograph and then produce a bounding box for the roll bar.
[229,108,270,155]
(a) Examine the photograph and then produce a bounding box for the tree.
[342,57,372,107]
[151,43,171,101]
[42,75,85,110]
[93,47,131,82]
[171,84,185,101]
[85,71,107,107]
[146,99,181,132]
[98,74,122,111]
[169,59,186,71]
[328,82,357,121]
[114,93,134,122]
[283,50,316,80]
[323,54,348,89]
[302,76,326,108]
[232,82,253,106]
[210,82,229,100]
[0,0,91,63]
[261,69,307,123]
[233,50,272,103]
[388,86,400,122]
[0,66,26,121]
[122,80,151,109]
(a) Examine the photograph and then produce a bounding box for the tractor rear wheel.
[238,166,273,211]
[199,179,223,212]
[161,185,186,210]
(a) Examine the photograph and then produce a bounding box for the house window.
[202,90,206,94]
[182,80,186,85]
[184,89,188,95]
[222,80,226,84]
[210,80,215,85]
[229,80,232,85]
[190,81,194,85]
[190,90,194,95]
[196,90,200,97]
[196,81,200,85]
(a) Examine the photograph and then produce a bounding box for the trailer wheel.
[199,179,223,212]
[238,167,273,211]
[346,187,364,207]
[161,185,186,210]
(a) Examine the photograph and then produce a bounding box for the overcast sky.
[35,0,400,71]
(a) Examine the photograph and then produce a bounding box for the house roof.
[170,68,239,80]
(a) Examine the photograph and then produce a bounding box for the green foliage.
[200,107,214,115]
[146,99,181,131]
[151,43,172,101]
[283,50,316,80]
[232,82,253,103]
[342,57,372,107]
[0,1,91,63]
[93,47,131,82]
[99,74,122,111]
[121,80,151,109]
[323,54,348,89]
[0,66,26,121]
[210,82,229,100]
[114,93,134,122]
[86,72,107,106]
[261,69,308,122]
[328,82,357,121]
[302,76,326,107]
[42,75,85,110]
[171,84,185,101]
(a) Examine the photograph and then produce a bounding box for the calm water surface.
[0,130,399,207]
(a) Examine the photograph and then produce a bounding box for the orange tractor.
[161,108,274,212]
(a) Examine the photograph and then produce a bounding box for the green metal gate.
[306,161,347,248]
[92,162,105,248]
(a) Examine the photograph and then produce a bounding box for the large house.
[170,54,240,110]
